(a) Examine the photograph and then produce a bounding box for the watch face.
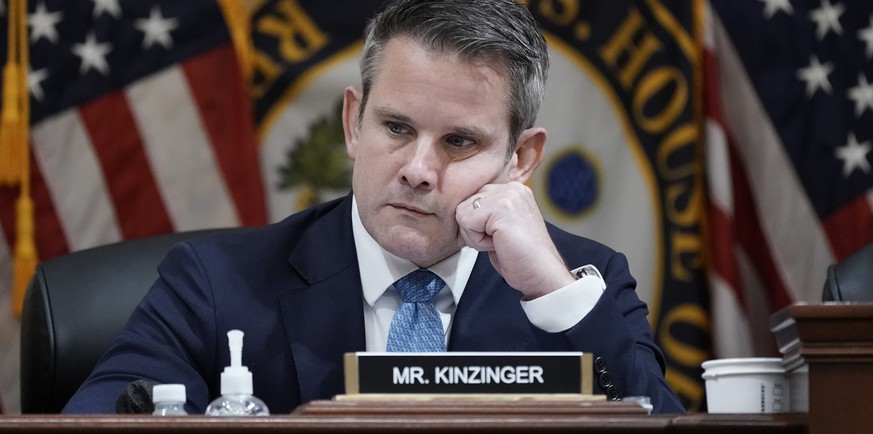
[575,266,593,279]
[574,265,606,291]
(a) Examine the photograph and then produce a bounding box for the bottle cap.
[152,384,186,403]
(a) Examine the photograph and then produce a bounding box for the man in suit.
[64,0,684,414]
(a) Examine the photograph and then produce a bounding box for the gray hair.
[358,0,549,153]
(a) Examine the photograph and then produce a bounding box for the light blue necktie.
[386,269,446,352]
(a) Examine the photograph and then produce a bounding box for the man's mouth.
[391,203,431,216]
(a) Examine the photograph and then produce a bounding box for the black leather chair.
[822,242,873,302]
[19,228,248,413]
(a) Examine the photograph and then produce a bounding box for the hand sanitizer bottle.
[152,384,188,415]
[205,330,270,416]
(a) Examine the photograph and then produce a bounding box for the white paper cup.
[701,358,789,413]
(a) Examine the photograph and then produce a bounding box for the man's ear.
[342,85,363,160]
[508,127,547,183]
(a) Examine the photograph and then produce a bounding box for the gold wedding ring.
[472,197,482,209]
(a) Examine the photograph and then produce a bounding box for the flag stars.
[759,0,793,19]
[28,1,63,44]
[92,0,122,19]
[28,67,49,102]
[835,134,872,178]
[135,6,179,50]
[809,0,845,40]
[848,74,873,118]
[859,15,873,60]
[797,55,833,96]
[72,32,113,75]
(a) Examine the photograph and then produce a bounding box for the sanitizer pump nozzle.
[204,329,270,416]
[221,330,252,395]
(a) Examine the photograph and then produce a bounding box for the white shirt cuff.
[520,265,606,333]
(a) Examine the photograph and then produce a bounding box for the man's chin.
[381,232,457,268]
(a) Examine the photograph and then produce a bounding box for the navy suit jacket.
[64,194,684,414]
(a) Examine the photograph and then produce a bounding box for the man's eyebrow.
[372,107,412,123]
[450,126,489,139]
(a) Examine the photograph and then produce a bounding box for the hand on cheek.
[455,182,576,299]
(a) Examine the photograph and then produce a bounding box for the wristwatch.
[571,264,607,291]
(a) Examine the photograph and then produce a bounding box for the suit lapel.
[278,195,366,403]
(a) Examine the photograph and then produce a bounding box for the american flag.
[705,0,873,357]
[0,0,267,412]
[0,0,266,289]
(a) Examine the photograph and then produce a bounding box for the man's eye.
[446,135,475,148]
[386,122,407,135]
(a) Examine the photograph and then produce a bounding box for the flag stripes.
[32,109,125,251]
[725,139,792,310]
[127,62,238,232]
[182,44,266,227]
[704,8,792,356]
[79,91,174,240]
[0,43,265,273]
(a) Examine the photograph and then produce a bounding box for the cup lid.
[701,358,785,379]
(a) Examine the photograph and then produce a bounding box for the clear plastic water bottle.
[204,330,270,416]
[152,384,188,415]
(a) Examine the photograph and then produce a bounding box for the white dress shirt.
[351,197,607,351]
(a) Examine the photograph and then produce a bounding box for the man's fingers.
[458,224,494,252]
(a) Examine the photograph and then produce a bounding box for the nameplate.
[343,352,592,395]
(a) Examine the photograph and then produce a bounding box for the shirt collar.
[351,196,477,307]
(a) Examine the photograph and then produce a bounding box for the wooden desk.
[0,404,807,434]
[771,302,873,434]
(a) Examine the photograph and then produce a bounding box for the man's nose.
[399,138,441,190]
